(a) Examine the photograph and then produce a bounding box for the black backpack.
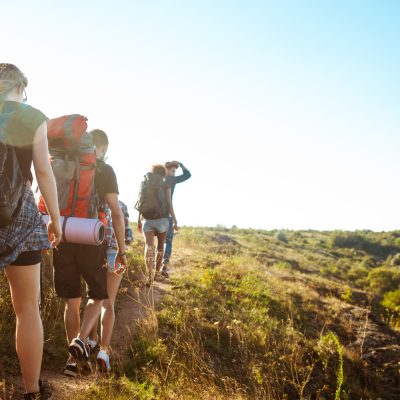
[135,172,168,219]
[0,108,25,228]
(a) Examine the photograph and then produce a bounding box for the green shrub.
[388,253,400,266]
[330,232,399,258]
[381,289,400,313]
[367,267,400,294]
[275,230,288,243]
[341,287,353,303]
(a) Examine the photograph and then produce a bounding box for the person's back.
[52,129,111,376]
[136,170,169,220]
[0,63,61,399]
[137,165,177,282]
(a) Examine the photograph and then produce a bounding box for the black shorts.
[11,250,42,266]
[53,242,108,300]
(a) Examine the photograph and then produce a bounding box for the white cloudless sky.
[3,0,399,231]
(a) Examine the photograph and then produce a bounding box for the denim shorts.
[143,218,169,234]
[106,248,118,273]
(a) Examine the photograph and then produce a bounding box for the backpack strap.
[61,216,69,243]
[70,155,80,216]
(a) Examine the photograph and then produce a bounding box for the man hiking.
[162,161,191,277]
[53,128,127,376]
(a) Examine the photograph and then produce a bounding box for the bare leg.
[100,271,122,350]
[88,307,100,344]
[78,299,103,342]
[88,319,99,344]
[144,230,155,279]
[155,232,167,273]
[5,264,42,394]
[64,298,81,344]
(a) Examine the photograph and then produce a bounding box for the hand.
[114,253,127,275]
[121,254,128,267]
[138,221,143,234]
[174,160,183,168]
[174,220,179,231]
[47,219,62,248]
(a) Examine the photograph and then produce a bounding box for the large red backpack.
[38,115,98,218]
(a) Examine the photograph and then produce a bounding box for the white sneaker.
[97,349,111,373]
[68,337,92,374]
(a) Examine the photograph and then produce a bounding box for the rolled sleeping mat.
[42,215,105,245]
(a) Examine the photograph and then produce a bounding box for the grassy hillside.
[1,227,400,399]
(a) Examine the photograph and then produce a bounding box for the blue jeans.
[163,216,174,263]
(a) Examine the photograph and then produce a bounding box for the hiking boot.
[154,272,165,282]
[24,380,53,399]
[68,337,92,374]
[160,268,169,278]
[63,362,78,377]
[96,349,111,373]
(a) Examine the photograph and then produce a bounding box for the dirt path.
[2,279,170,400]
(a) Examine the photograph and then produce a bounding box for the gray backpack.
[0,107,25,227]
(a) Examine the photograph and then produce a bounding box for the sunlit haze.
[3,0,399,231]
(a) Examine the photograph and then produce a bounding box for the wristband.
[118,252,126,257]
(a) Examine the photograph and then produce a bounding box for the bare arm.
[32,121,61,246]
[105,192,127,260]
[137,212,143,234]
[166,187,178,230]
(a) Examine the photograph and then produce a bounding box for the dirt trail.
[2,279,170,400]
[345,305,400,399]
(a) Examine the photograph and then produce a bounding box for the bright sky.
[3,0,400,231]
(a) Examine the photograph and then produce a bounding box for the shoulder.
[15,103,48,129]
[96,161,119,195]
[96,161,115,176]
[3,102,48,145]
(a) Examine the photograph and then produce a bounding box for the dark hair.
[152,164,167,177]
[165,161,179,169]
[0,64,28,100]
[90,129,109,147]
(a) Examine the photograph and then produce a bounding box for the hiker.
[162,161,191,277]
[0,64,61,399]
[87,200,133,368]
[136,164,177,282]
[52,128,127,376]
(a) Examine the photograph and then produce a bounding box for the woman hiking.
[137,164,178,283]
[0,64,62,399]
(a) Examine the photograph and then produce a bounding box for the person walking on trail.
[162,161,191,277]
[0,64,62,400]
[136,164,177,283]
[53,129,127,376]
[87,200,133,371]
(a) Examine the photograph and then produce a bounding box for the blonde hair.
[0,64,28,101]
[152,164,167,177]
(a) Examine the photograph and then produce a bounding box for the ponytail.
[0,64,28,101]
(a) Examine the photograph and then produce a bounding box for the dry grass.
[1,227,400,399]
